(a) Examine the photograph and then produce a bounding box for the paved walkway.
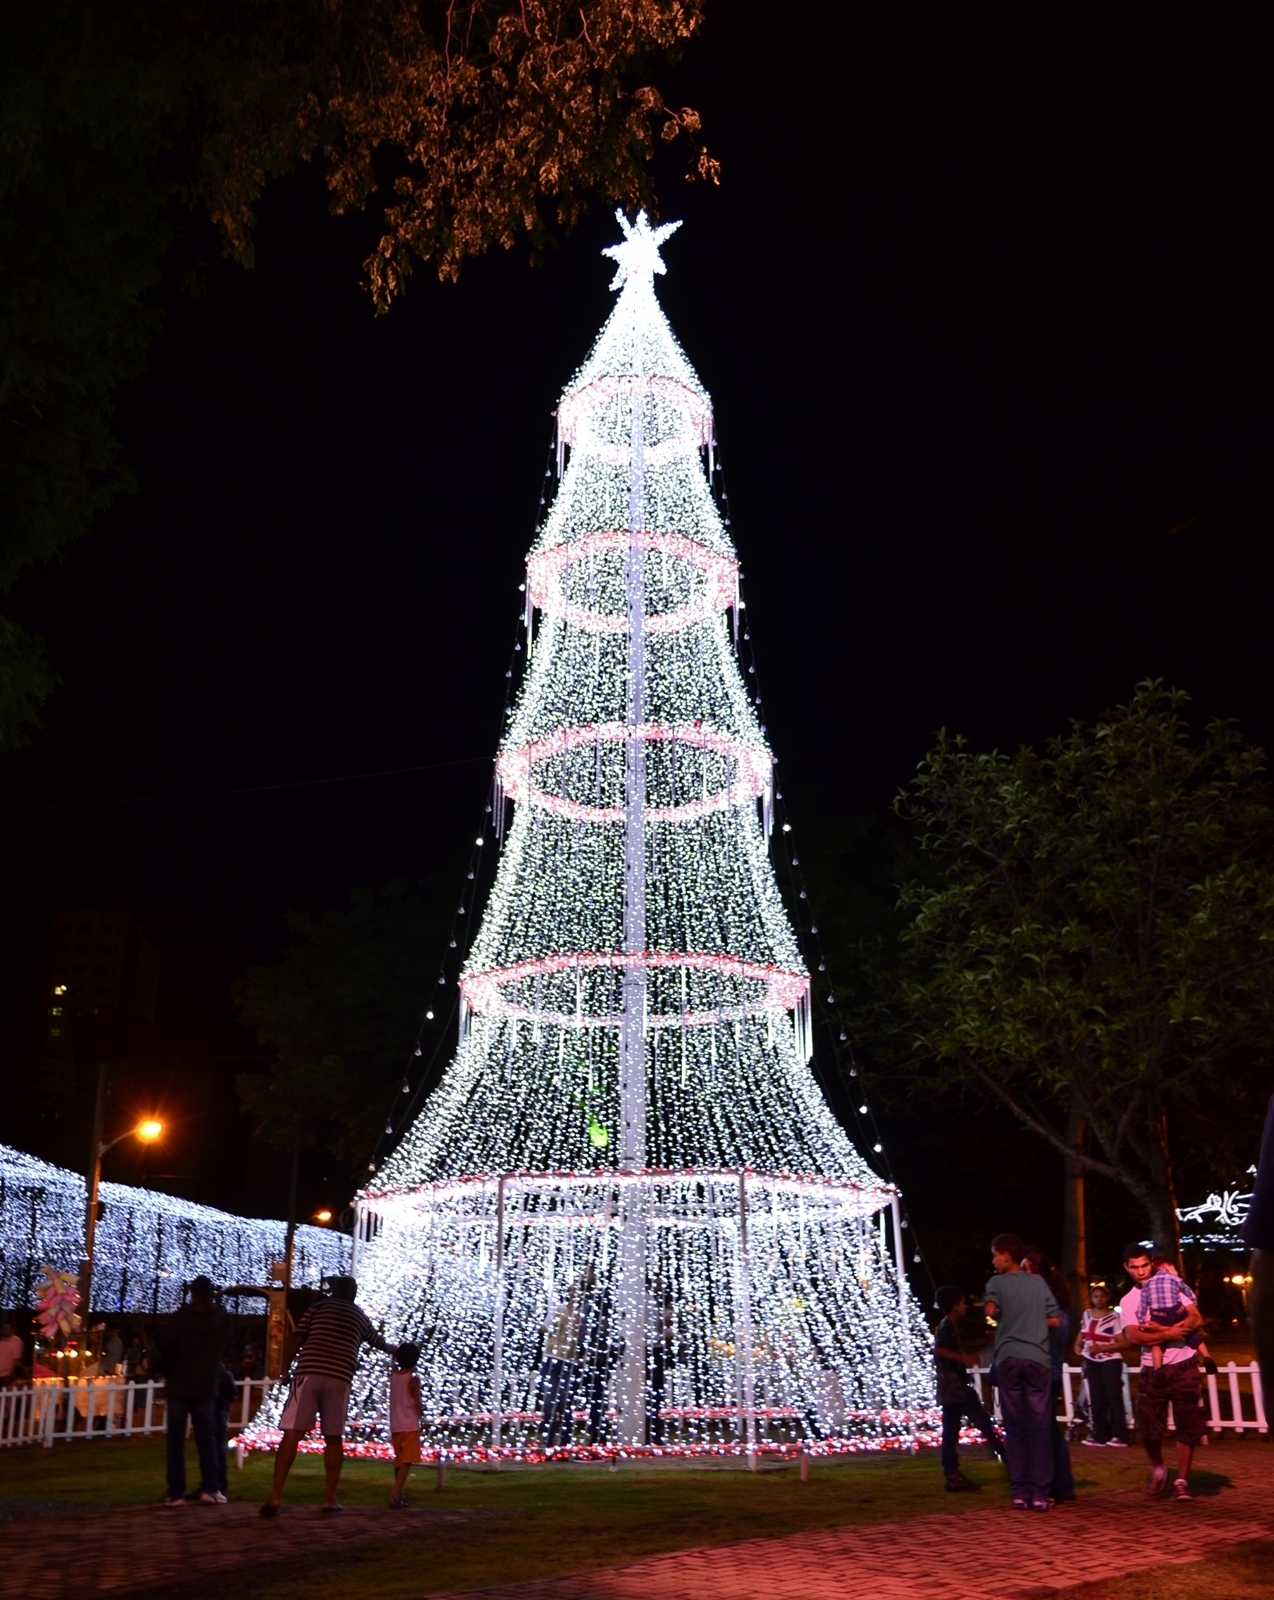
[1,1500,476,1599]
[430,1457,1274,1600]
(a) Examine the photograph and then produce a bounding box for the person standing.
[155,1276,232,1507]
[206,1360,237,1501]
[1117,1244,1205,1500]
[1245,1095,1274,1383]
[100,1326,124,1376]
[539,1269,592,1450]
[0,1321,26,1387]
[647,1292,675,1448]
[389,1342,423,1507]
[1023,1248,1074,1504]
[1075,1282,1129,1446]
[933,1286,1004,1491]
[260,1275,393,1516]
[984,1233,1061,1511]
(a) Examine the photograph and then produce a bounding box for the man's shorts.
[279,1374,352,1437]
[1134,1358,1207,1447]
[392,1429,422,1465]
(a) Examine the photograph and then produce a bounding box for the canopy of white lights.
[0,1143,349,1315]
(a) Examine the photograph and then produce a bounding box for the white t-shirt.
[389,1369,421,1433]
[0,1333,24,1378]
[1120,1287,1195,1367]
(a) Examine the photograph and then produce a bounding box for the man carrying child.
[1117,1243,1206,1501]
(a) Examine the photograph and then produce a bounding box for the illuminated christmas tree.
[328,215,931,1457]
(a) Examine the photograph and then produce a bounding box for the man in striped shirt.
[260,1276,394,1516]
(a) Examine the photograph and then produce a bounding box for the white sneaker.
[1106,1439,1130,1448]
[212,1492,228,1504]
[1080,1438,1106,1447]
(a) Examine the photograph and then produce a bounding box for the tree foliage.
[0,0,713,748]
[886,682,1274,1253]
[233,879,456,1173]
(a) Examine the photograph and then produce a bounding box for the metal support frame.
[491,1176,507,1453]
[616,387,649,1445]
[889,1193,915,1447]
[737,1171,757,1464]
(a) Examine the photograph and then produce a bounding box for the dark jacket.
[156,1303,233,1400]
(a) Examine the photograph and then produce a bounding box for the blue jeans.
[211,1400,231,1495]
[996,1357,1054,1503]
[940,1387,1002,1476]
[166,1396,219,1501]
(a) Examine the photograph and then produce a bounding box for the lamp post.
[81,1062,163,1327]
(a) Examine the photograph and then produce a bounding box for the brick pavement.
[428,1455,1274,1600]
[1,1500,477,1599]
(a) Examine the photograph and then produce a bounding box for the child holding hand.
[389,1342,423,1508]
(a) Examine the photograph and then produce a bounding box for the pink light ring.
[365,1167,895,1207]
[496,721,770,824]
[557,375,712,464]
[527,530,737,636]
[459,949,809,1031]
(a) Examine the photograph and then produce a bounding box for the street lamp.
[81,1062,163,1326]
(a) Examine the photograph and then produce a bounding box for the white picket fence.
[0,1377,274,1448]
[1,1364,1264,1449]
[971,1361,1267,1436]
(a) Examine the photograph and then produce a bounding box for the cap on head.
[189,1275,216,1302]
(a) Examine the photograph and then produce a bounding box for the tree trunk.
[1060,1094,1088,1312]
[1144,1098,1182,1264]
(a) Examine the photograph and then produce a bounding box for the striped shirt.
[293,1298,385,1381]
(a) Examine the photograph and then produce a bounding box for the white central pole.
[616,382,648,1445]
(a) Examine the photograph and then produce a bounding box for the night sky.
[1,8,1271,1228]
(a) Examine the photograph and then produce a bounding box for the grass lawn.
[1,1435,1270,1598]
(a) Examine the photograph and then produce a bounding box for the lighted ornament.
[34,1265,80,1344]
[245,211,933,1464]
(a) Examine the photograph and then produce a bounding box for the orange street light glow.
[315,1209,333,1224]
[136,1119,163,1142]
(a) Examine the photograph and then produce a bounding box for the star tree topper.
[603,209,682,290]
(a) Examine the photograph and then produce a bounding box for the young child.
[1075,1282,1129,1446]
[1138,1259,1204,1370]
[389,1342,423,1508]
[933,1286,1004,1492]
